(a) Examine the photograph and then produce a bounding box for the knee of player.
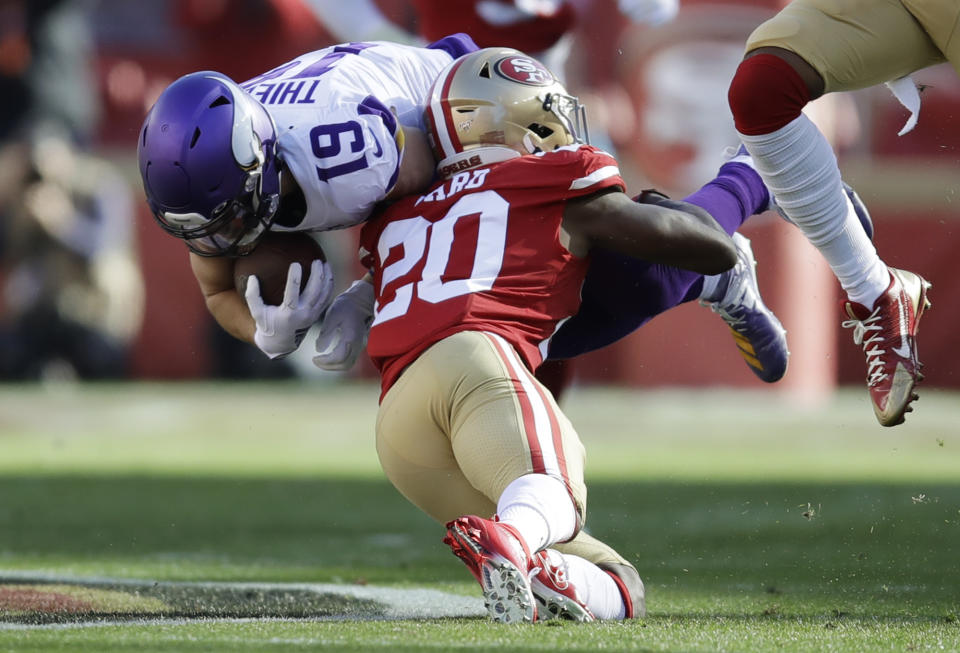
[728,51,813,135]
[597,562,646,619]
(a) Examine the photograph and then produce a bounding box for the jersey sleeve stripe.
[568,165,621,191]
[357,95,398,137]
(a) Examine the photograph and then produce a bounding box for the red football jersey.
[360,145,624,396]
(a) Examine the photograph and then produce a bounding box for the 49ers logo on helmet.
[494,56,554,86]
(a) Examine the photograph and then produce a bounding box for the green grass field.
[1,380,958,652]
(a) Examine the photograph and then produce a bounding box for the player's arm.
[385,126,435,201]
[562,188,737,275]
[190,250,335,359]
[189,252,256,343]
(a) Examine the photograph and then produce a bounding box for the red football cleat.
[529,549,595,622]
[443,515,537,624]
[842,268,931,426]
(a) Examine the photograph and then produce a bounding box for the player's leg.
[553,158,771,356]
[469,332,644,620]
[899,0,960,77]
[548,249,696,359]
[377,333,538,623]
[682,157,788,381]
[439,331,610,622]
[463,335,640,621]
[377,331,630,621]
[379,331,587,533]
[376,341,497,523]
[728,0,938,424]
[549,154,788,382]
[552,529,646,619]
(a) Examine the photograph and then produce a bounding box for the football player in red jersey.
[727,0,949,425]
[317,47,781,623]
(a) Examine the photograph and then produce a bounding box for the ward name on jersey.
[360,145,624,395]
[240,41,453,233]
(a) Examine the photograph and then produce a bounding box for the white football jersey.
[241,42,454,232]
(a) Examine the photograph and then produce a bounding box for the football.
[234,232,327,306]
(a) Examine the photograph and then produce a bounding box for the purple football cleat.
[701,232,789,383]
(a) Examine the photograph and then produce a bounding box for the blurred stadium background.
[1,0,957,402]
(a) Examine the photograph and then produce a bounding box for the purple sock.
[682,162,770,235]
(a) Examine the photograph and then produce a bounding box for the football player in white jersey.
[138,35,478,360]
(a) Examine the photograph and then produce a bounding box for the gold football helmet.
[425,47,589,177]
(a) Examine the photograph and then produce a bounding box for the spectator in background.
[304,0,677,75]
[0,0,144,380]
[302,0,677,155]
[299,0,426,46]
[410,0,678,78]
[0,130,144,380]
[0,0,100,144]
[303,0,676,130]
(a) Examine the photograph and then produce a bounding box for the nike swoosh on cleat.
[892,342,912,359]
[892,289,911,359]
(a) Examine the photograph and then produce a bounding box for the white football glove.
[312,279,375,371]
[245,259,334,360]
[618,0,678,25]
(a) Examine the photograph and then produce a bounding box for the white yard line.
[0,573,485,626]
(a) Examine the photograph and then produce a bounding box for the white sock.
[497,474,576,553]
[558,552,626,620]
[699,273,722,302]
[739,115,890,307]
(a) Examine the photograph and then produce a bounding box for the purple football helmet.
[138,71,281,256]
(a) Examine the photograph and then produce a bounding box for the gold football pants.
[376,330,632,568]
[747,0,959,92]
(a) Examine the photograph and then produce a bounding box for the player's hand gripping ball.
[234,232,328,305]
[236,231,335,359]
